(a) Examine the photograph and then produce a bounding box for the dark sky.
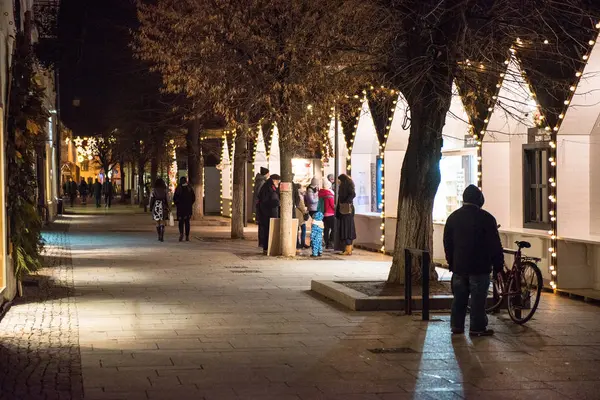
[58,0,144,137]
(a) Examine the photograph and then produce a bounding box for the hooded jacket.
[443,185,504,276]
[253,173,267,213]
[318,188,335,217]
[174,183,196,218]
[304,178,319,212]
[257,178,280,223]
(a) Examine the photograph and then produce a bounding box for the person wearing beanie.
[327,174,335,193]
[318,180,336,249]
[253,167,270,247]
[304,177,320,217]
[443,184,504,337]
[257,174,281,254]
[173,176,196,241]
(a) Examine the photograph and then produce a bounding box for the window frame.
[522,143,552,230]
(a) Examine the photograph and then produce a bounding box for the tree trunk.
[137,157,146,209]
[119,157,125,203]
[187,119,204,219]
[231,124,247,239]
[150,155,159,185]
[130,161,135,205]
[387,85,452,284]
[278,128,295,257]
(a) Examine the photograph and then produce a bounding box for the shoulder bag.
[339,203,353,215]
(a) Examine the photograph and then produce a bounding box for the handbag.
[169,213,175,227]
[339,203,353,215]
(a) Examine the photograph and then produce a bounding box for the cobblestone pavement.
[2,207,600,399]
[0,226,83,400]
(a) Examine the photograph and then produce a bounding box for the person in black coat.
[68,178,78,207]
[79,179,88,205]
[444,184,504,337]
[336,174,356,255]
[93,179,102,208]
[257,174,281,254]
[173,176,196,242]
[103,180,114,208]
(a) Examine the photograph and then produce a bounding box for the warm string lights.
[168,139,177,194]
[514,25,600,290]
[472,56,511,190]
[377,88,399,253]
[347,85,399,253]
[219,133,226,216]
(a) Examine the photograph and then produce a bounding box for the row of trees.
[135,0,600,283]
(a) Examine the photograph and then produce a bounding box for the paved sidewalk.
[2,207,600,399]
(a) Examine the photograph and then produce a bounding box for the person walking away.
[173,176,196,242]
[253,167,269,247]
[103,179,114,208]
[93,179,102,208]
[150,178,170,242]
[304,178,319,217]
[336,174,356,255]
[68,178,78,207]
[79,179,88,205]
[318,181,336,249]
[257,174,281,255]
[294,183,309,249]
[444,184,504,337]
[310,211,325,257]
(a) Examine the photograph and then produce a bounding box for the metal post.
[404,248,412,315]
[333,103,341,251]
[422,251,430,321]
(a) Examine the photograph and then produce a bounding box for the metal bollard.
[404,248,431,321]
[404,249,412,316]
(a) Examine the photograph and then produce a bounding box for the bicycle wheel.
[507,261,543,324]
[450,272,503,313]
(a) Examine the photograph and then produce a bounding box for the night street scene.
[2,0,600,399]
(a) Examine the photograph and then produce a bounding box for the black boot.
[156,226,161,241]
[159,225,165,242]
[179,233,183,242]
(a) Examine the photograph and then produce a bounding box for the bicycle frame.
[499,247,525,297]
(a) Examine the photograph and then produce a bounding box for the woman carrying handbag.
[336,174,357,255]
[149,178,170,242]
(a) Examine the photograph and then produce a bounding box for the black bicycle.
[451,240,544,324]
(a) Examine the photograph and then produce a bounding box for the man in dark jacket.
[173,176,196,242]
[68,178,78,207]
[444,185,504,337]
[253,167,269,246]
[93,179,102,208]
[79,179,88,205]
[103,180,114,208]
[257,174,280,255]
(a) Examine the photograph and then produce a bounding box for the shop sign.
[464,135,477,148]
[528,127,551,144]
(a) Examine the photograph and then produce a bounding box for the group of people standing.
[63,177,114,208]
[253,168,356,256]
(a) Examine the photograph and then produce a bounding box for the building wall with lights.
[322,117,348,182]
[383,95,410,249]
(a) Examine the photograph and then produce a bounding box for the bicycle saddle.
[515,240,531,249]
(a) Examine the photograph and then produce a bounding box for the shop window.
[523,147,550,229]
[375,157,383,213]
[81,160,89,172]
[433,152,477,222]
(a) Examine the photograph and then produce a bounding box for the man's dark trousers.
[451,273,490,332]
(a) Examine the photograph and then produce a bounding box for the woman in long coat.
[149,178,169,242]
[336,174,357,255]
